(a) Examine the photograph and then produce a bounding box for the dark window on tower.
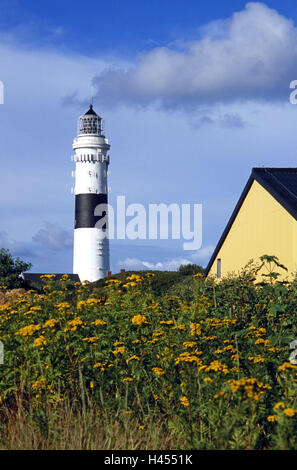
[217,259,221,278]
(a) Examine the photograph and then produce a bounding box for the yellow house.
[206,168,297,280]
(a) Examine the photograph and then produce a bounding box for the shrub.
[0,249,32,289]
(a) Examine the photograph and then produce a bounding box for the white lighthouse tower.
[72,105,110,282]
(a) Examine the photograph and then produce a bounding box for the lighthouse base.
[73,228,110,283]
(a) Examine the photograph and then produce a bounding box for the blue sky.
[1,1,297,274]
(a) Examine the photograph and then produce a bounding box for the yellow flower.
[90,381,94,389]
[228,377,271,401]
[16,324,41,337]
[267,347,281,352]
[126,274,143,282]
[202,336,217,341]
[248,355,265,364]
[255,338,270,346]
[123,377,134,382]
[180,396,190,407]
[183,342,196,348]
[92,319,107,326]
[205,360,229,374]
[274,402,285,410]
[131,314,148,325]
[33,335,47,348]
[32,378,46,390]
[152,367,165,376]
[160,320,174,325]
[175,352,203,366]
[278,362,297,372]
[138,425,144,430]
[267,415,278,422]
[147,338,159,344]
[30,306,42,312]
[171,324,186,331]
[284,408,296,417]
[93,362,105,369]
[190,322,201,336]
[112,346,126,355]
[67,317,85,331]
[203,377,213,383]
[43,318,58,328]
[86,297,101,304]
[56,302,71,310]
[105,279,121,285]
[257,328,266,335]
[123,282,137,288]
[126,355,140,363]
[82,337,99,343]
[153,329,164,337]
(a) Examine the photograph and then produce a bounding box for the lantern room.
[78,105,102,135]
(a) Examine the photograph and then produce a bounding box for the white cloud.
[118,256,193,271]
[93,3,297,110]
[0,231,36,258]
[117,245,214,271]
[191,245,215,261]
[32,222,73,251]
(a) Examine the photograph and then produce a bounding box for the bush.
[0,248,32,289]
[178,264,204,276]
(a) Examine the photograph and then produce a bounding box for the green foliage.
[0,248,32,288]
[178,264,204,276]
[256,255,288,285]
[0,259,296,450]
[94,270,200,298]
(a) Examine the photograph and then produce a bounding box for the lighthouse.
[72,105,110,282]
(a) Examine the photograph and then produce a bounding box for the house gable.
[206,176,297,279]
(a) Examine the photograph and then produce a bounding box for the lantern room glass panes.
[79,116,102,135]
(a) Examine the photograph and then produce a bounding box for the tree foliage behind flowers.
[0,259,296,449]
[0,248,32,289]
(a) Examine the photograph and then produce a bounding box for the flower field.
[0,264,296,449]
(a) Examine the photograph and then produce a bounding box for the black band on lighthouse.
[75,193,108,229]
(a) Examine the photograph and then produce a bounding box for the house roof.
[21,273,80,285]
[205,168,297,276]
